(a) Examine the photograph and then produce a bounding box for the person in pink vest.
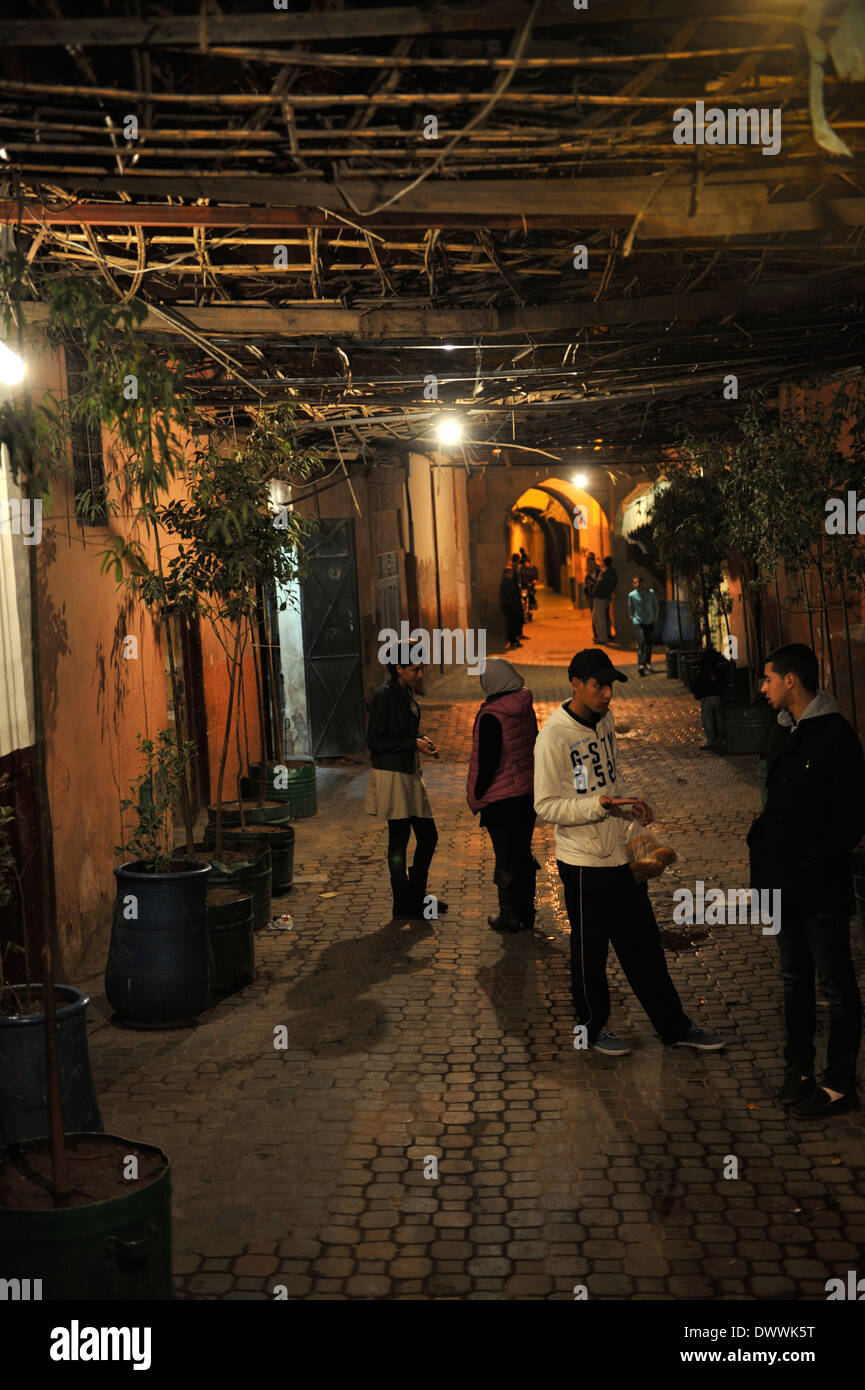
[467,658,539,933]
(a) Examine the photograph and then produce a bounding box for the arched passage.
[510,478,610,599]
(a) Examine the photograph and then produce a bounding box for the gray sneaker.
[673,1025,725,1051]
[591,1027,632,1057]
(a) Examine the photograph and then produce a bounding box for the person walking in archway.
[500,563,524,650]
[365,659,448,921]
[467,658,539,933]
[628,574,659,675]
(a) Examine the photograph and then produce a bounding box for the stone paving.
[80,591,865,1300]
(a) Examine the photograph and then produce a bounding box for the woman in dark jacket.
[466,659,539,933]
[365,661,448,921]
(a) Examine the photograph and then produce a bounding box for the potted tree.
[154,411,320,922]
[106,731,214,1027]
[0,258,173,1299]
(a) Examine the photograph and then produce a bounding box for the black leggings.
[387,817,438,901]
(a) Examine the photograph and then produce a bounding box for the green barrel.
[206,888,255,997]
[724,703,774,755]
[203,822,294,894]
[207,799,291,828]
[664,650,678,678]
[196,844,272,932]
[0,1133,172,1300]
[247,760,317,818]
[677,650,700,688]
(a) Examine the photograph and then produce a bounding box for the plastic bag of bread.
[626,828,678,880]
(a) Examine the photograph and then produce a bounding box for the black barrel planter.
[664,650,678,678]
[203,821,295,895]
[677,649,701,689]
[722,664,752,704]
[207,798,291,829]
[0,985,102,1147]
[247,759,317,818]
[724,703,775,756]
[206,888,255,998]
[106,859,212,1028]
[0,1133,172,1300]
[197,844,272,933]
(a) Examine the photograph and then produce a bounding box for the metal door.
[300,519,366,756]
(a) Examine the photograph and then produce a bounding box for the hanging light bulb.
[436,416,463,446]
[574,473,587,488]
[0,341,26,386]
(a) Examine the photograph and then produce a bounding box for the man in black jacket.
[747,643,865,1119]
[591,556,617,643]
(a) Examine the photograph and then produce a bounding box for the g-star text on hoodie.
[570,731,616,792]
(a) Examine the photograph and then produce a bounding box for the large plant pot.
[207,799,291,828]
[0,1132,172,1300]
[106,859,212,1028]
[661,601,696,649]
[664,650,678,678]
[0,985,102,1148]
[247,759,317,818]
[722,665,752,704]
[203,821,295,894]
[724,703,774,756]
[196,844,272,932]
[676,649,701,689]
[206,888,255,998]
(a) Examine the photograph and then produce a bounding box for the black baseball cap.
[567,649,628,684]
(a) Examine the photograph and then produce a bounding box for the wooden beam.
[21,270,865,340]
[0,2,828,48]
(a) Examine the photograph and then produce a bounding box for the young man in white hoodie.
[534,649,725,1056]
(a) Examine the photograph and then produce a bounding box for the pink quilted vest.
[466,687,536,812]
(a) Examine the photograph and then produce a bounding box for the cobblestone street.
[81,594,865,1301]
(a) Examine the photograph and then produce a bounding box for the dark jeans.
[557,861,691,1045]
[775,907,862,1094]
[636,623,653,668]
[387,816,438,912]
[483,796,536,922]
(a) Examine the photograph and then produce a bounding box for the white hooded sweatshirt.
[534,701,634,867]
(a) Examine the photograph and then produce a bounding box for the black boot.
[390,874,413,920]
[487,869,521,933]
[407,867,449,919]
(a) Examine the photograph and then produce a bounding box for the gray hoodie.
[534,702,635,867]
[775,690,838,729]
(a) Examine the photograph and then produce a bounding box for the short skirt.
[364,763,433,820]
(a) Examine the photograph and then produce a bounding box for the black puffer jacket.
[747,693,865,914]
[366,678,421,774]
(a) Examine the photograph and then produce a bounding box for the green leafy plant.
[116,732,198,874]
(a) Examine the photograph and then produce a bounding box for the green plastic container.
[724,703,774,755]
[206,888,255,997]
[197,844,272,932]
[203,822,294,894]
[664,650,678,678]
[207,799,291,828]
[247,760,317,819]
[0,1133,172,1300]
[677,650,700,689]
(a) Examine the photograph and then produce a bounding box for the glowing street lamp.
[574,473,587,488]
[0,341,26,386]
[436,416,463,446]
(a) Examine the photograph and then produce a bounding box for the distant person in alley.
[365,658,448,921]
[592,555,617,644]
[534,648,725,1057]
[499,563,524,650]
[467,658,539,933]
[628,574,658,676]
[747,643,865,1119]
